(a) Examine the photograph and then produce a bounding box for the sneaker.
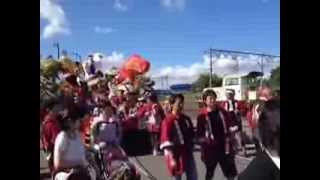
[153,149,158,156]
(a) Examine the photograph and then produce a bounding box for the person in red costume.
[246,86,274,152]
[223,89,243,152]
[196,90,238,180]
[118,92,140,132]
[137,93,165,156]
[247,87,273,133]
[79,113,94,148]
[160,94,198,180]
[41,101,63,175]
[110,89,126,108]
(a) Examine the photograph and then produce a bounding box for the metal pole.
[209,48,213,88]
[166,75,169,90]
[53,43,60,60]
[260,55,264,87]
[205,48,214,88]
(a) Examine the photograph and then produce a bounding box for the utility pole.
[53,42,60,60]
[231,55,239,73]
[259,55,264,74]
[204,48,214,88]
[258,54,266,87]
[161,76,164,89]
[166,75,169,90]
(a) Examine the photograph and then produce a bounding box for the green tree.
[192,73,222,92]
[40,59,61,79]
[268,66,280,90]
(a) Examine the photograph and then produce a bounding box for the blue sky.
[40,0,279,84]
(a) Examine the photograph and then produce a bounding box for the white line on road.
[236,155,253,162]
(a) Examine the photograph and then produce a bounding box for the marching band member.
[91,100,122,146]
[137,93,165,156]
[223,89,243,152]
[41,101,63,175]
[163,96,173,114]
[247,86,273,151]
[239,99,280,180]
[53,105,95,180]
[118,89,140,132]
[160,94,198,180]
[197,90,237,180]
[90,100,126,163]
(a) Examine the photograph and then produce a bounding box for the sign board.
[248,91,257,100]
[170,84,192,92]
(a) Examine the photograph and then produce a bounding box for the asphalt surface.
[40,150,252,180]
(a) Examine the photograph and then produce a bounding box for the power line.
[207,48,280,58]
[203,48,280,87]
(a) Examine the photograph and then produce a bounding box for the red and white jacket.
[246,102,262,130]
[137,102,165,133]
[222,99,241,131]
[118,104,140,132]
[223,99,239,113]
[196,107,237,161]
[160,113,195,176]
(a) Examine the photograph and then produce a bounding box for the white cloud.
[150,55,279,88]
[94,26,116,34]
[89,52,126,72]
[161,0,186,11]
[40,0,70,39]
[114,0,128,12]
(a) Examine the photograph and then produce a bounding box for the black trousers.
[205,152,237,180]
[150,132,160,151]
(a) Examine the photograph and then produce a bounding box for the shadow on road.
[40,172,51,180]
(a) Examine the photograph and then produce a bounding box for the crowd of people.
[40,59,280,180]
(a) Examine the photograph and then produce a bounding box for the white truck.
[203,73,262,101]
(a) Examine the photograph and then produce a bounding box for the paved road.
[40,150,252,180]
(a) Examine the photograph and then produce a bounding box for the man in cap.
[224,89,243,153]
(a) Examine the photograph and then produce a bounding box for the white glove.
[229,126,238,132]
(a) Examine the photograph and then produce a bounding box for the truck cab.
[222,73,250,100]
[203,73,250,101]
[201,72,264,116]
